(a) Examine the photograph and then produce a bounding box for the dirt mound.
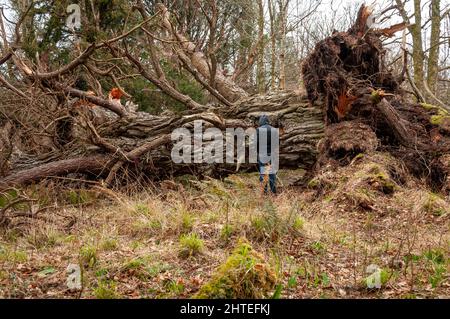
[306,151,449,226]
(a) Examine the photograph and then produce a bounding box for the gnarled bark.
[0,91,324,189]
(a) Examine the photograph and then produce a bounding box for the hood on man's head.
[258,115,270,126]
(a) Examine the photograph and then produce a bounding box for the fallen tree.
[0,89,324,189]
[1,4,449,194]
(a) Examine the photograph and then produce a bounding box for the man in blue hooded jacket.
[256,115,279,194]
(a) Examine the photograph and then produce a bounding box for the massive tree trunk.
[0,91,324,189]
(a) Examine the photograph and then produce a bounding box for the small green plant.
[424,248,446,264]
[422,194,448,216]
[404,253,422,263]
[37,266,56,278]
[100,238,118,251]
[130,240,142,250]
[251,209,283,241]
[132,218,162,237]
[180,212,194,233]
[287,275,298,288]
[271,284,283,299]
[320,272,330,287]
[295,262,328,288]
[220,224,234,241]
[423,248,447,288]
[93,280,119,299]
[80,245,98,268]
[0,248,28,263]
[0,189,18,208]
[292,217,304,231]
[146,262,171,277]
[122,257,147,271]
[134,203,150,215]
[429,264,446,288]
[67,189,92,205]
[164,279,185,295]
[63,235,76,243]
[310,241,326,253]
[26,228,62,248]
[251,216,267,232]
[179,233,204,258]
[120,257,167,279]
[95,268,109,278]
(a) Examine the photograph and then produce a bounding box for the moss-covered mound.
[194,239,276,299]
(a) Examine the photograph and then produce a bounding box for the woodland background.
[0,0,449,299]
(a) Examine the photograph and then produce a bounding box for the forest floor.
[0,151,449,299]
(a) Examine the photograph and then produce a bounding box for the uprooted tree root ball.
[301,5,402,123]
[302,4,450,193]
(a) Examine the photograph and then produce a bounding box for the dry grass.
[0,155,449,298]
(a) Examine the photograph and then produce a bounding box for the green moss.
[374,174,396,193]
[365,164,396,194]
[307,178,319,189]
[420,103,438,111]
[194,239,276,299]
[353,153,365,161]
[430,115,446,125]
[370,90,382,104]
